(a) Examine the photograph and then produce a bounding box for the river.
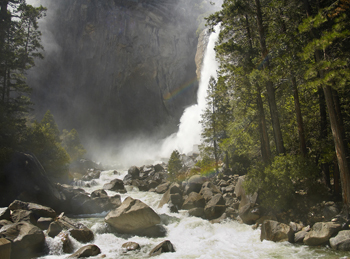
[39,169,349,259]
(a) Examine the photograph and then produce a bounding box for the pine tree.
[168,150,182,182]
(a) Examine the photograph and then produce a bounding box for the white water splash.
[160,25,220,157]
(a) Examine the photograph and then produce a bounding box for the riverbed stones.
[105,197,161,235]
[36,217,54,230]
[149,240,175,257]
[184,175,206,195]
[103,179,127,193]
[260,220,294,243]
[0,222,45,258]
[90,189,108,198]
[68,244,101,258]
[303,222,342,246]
[69,228,94,243]
[122,241,141,252]
[8,200,56,219]
[47,221,63,238]
[188,207,205,218]
[11,210,36,225]
[155,182,170,194]
[330,230,350,250]
[182,192,205,210]
[204,193,226,220]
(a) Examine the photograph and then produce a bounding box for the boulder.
[0,220,12,230]
[36,217,54,230]
[239,203,260,225]
[182,192,205,210]
[188,207,205,218]
[0,238,11,259]
[90,189,108,198]
[0,152,64,210]
[169,183,182,195]
[10,210,37,225]
[304,222,342,246]
[103,179,127,193]
[122,241,141,252]
[105,197,161,235]
[260,220,294,243]
[158,183,182,208]
[330,230,350,250]
[154,164,165,172]
[47,221,63,238]
[184,175,206,195]
[0,222,45,259]
[169,193,183,210]
[8,200,56,219]
[149,240,175,257]
[155,182,170,194]
[68,244,101,258]
[69,228,94,243]
[204,194,226,220]
[57,232,74,253]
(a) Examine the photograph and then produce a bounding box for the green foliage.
[41,110,60,142]
[244,154,319,211]
[23,120,70,179]
[61,128,86,162]
[168,150,183,182]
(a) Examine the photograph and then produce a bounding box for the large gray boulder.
[184,175,206,195]
[182,192,205,210]
[103,179,127,193]
[105,197,161,235]
[204,194,226,220]
[304,222,342,246]
[8,200,57,219]
[330,230,350,250]
[0,222,45,259]
[260,220,294,243]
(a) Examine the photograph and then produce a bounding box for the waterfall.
[160,25,220,157]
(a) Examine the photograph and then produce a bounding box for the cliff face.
[28,0,214,141]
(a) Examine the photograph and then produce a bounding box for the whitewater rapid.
[40,170,349,259]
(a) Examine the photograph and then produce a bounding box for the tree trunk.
[255,0,285,155]
[323,84,350,208]
[291,76,307,157]
[257,84,271,163]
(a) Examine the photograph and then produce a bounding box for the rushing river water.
[38,170,350,259]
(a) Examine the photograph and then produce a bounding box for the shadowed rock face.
[28,0,214,141]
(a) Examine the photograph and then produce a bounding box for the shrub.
[244,154,318,211]
[168,150,182,182]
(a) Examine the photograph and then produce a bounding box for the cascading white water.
[160,26,220,157]
[40,170,348,259]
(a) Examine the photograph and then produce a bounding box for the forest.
[0,0,85,182]
[200,0,350,211]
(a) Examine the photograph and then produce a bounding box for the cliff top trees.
[0,0,46,164]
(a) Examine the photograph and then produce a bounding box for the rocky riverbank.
[1,152,350,258]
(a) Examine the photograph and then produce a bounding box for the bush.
[61,128,86,162]
[244,154,318,211]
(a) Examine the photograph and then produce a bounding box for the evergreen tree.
[168,150,182,182]
[61,128,86,162]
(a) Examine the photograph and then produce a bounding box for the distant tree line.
[201,0,350,210]
[0,1,85,180]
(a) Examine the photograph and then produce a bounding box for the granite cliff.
[28,0,219,142]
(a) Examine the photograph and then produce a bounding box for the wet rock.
[122,241,140,252]
[294,226,311,243]
[330,230,350,250]
[154,164,165,172]
[11,210,37,225]
[158,183,182,209]
[0,222,45,259]
[182,192,205,210]
[188,207,205,218]
[58,232,73,253]
[47,221,63,238]
[169,183,182,195]
[304,222,342,246]
[184,175,206,195]
[149,240,175,257]
[155,182,170,194]
[103,179,127,193]
[0,152,64,209]
[90,189,108,198]
[0,220,12,230]
[69,228,94,243]
[68,244,101,258]
[56,214,94,242]
[82,170,101,181]
[8,200,56,219]
[204,194,226,220]
[36,217,54,230]
[105,197,161,235]
[0,238,11,259]
[169,193,183,210]
[239,203,260,225]
[260,220,294,243]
